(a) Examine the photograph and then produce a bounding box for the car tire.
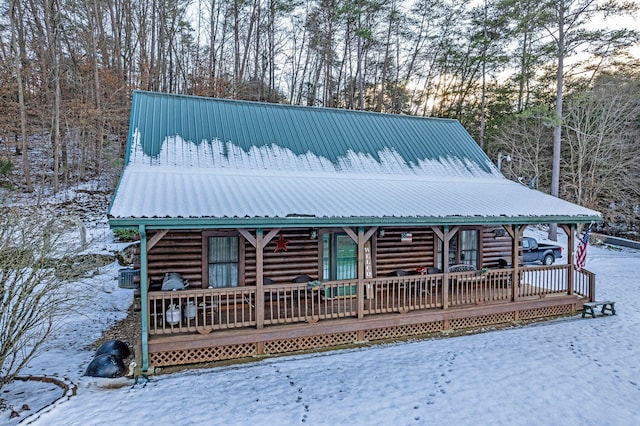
[543,254,554,265]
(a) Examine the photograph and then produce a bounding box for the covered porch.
[141,262,595,367]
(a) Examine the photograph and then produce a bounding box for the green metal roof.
[109,91,601,228]
[126,90,493,173]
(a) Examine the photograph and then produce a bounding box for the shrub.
[113,229,139,242]
[0,207,81,390]
[0,158,12,188]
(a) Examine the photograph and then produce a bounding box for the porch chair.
[448,264,477,273]
[389,269,423,297]
[263,277,281,302]
[292,275,314,299]
[424,267,442,294]
[498,258,510,268]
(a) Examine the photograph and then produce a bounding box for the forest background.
[1,0,640,237]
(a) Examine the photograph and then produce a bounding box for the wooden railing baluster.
[147,265,588,336]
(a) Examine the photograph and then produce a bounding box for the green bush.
[113,228,139,242]
[0,158,12,189]
[0,157,12,177]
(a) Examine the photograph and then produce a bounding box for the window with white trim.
[207,236,239,288]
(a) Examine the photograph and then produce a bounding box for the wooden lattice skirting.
[148,302,576,367]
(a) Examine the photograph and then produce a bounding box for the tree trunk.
[92,0,104,184]
[549,1,565,242]
[376,4,394,112]
[233,0,241,95]
[10,0,33,192]
[356,27,364,110]
[44,0,61,193]
[478,0,489,149]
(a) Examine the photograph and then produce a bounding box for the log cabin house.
[108,90,601,371]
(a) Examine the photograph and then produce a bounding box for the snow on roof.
[108,131,600,224]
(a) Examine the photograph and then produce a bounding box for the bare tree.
[42,0,63,193]
[492,106,555,189]
[89,0,105,180]
[0,206,82,390]
[542,0,639,240]
[563,75,640,217]
[9,0,33,192]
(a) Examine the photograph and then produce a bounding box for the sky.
[589,2,640,57]
[2,225,640,426]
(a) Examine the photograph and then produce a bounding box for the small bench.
[582,301,616,318]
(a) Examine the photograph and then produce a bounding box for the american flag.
[575,225,592,271]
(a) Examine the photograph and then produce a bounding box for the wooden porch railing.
[148,287,256,335]
[363,275,442,314]
[518,264,569,298]
[448,269,512,306]
[146,266,595,336]
[262,282,355,325]
[574,268,595,300]
[261,281,361,325]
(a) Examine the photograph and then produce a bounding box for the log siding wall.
[141,230,204,288]
[137,226,515,288]
[375,227,435,276]
[482,227,515,268]
[245,229,321,285]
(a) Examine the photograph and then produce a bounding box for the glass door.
[322,233,357,280]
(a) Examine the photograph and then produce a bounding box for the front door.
[322,233,357,280]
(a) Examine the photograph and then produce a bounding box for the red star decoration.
[274,234,289,252]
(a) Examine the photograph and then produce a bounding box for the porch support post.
[239,228,279,330]
[256,228,265,329]
[561,224,575,295]
[442,226,450,310]
[138,225,149,372]
[511,225,522,302]
[351,227,376,320]
[357,227,365,319]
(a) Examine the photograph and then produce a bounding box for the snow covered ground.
[3,226,640,426]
